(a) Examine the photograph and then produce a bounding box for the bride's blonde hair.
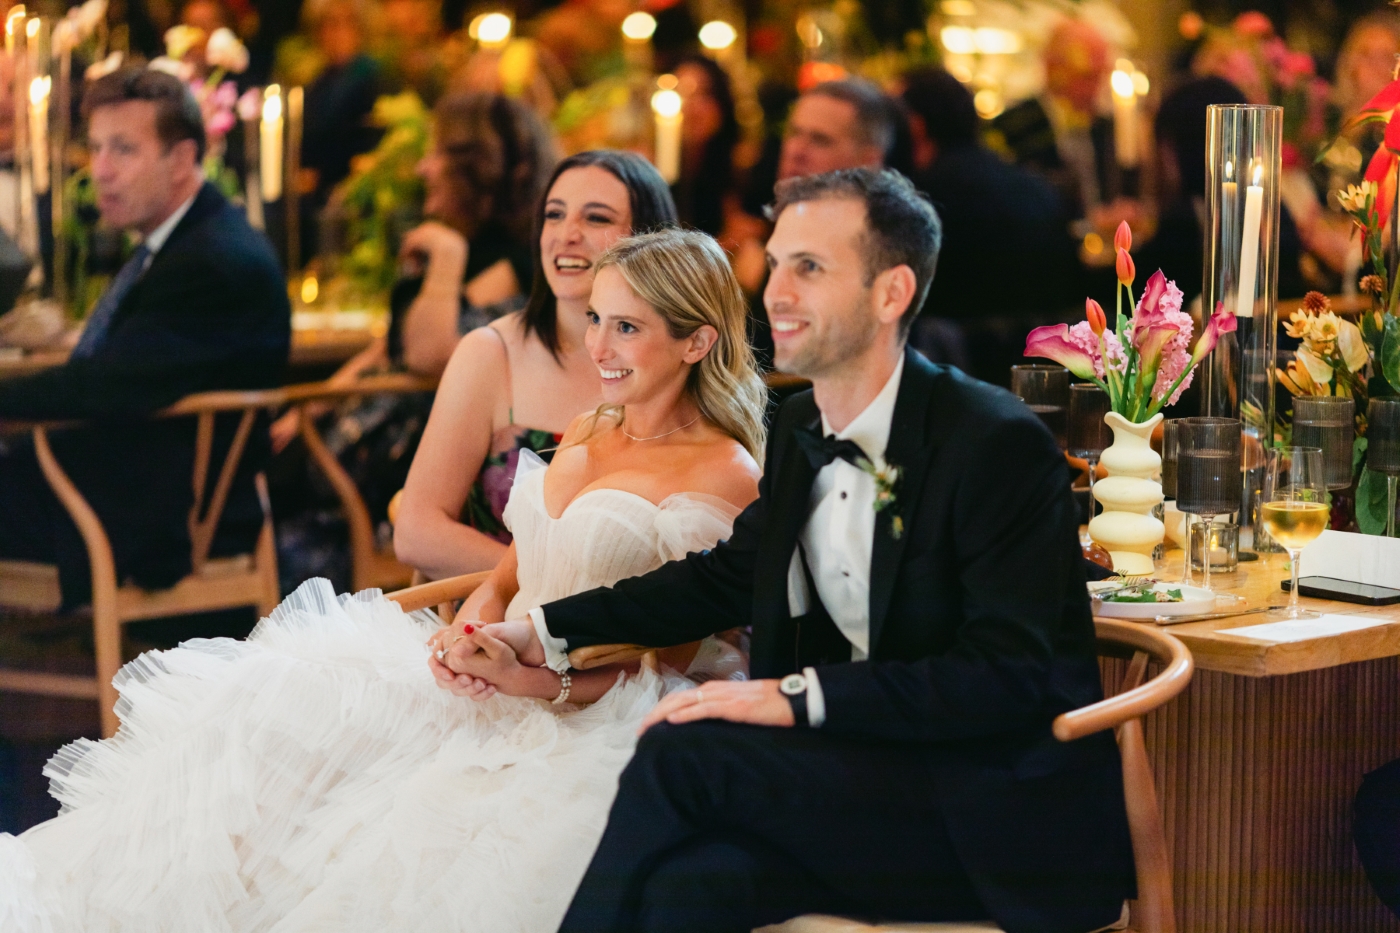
[590,229,766,459]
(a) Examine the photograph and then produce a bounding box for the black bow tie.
[794,424,869,471]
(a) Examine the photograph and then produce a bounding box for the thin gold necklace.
[623,415,700,442]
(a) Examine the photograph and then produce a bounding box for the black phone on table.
[1279,576,1400,606]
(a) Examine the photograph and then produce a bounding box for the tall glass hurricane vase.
[1201,105,1283,552]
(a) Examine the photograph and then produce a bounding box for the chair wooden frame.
[387,573,1195,933]
[280,373,437,592]
[0,388,293,738]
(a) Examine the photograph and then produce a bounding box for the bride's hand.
[427,617,488,694]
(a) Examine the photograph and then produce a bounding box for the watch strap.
[785,687,809,727]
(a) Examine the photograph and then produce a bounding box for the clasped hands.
[426,617,796,731]
[427,616,543,701]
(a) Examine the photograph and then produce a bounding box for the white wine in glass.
[1264,447,1328,621]
[1260,501,1329,550]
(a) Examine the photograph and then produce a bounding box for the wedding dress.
[0,450,746,933]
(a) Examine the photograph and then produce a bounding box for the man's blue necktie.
[71,244,151,359]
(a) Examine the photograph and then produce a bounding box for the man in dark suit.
[0,67,290,607]
[437,168,1132,933]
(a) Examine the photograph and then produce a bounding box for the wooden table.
[1126,550,1400,932]
[0,323,380,381]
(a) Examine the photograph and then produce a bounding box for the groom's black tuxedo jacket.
[543,346,1134,926]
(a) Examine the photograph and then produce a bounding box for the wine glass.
[1068,384,1111,517]
[1175,418,1243,596]
[1368,398,1400,537]
[1263,446,1329,620]
[1011,365,1069,448]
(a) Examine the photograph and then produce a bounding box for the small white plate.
[1091,583,1216,619]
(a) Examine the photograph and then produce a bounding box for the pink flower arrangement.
[191,78,238,141]
[1024,222,1238,423]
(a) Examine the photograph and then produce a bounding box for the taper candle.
[1235,163,1263,319]
[28,75,48,194]
[651,86,681,184]
[260,84,282,203]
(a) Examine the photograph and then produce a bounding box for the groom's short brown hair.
[83,66,207,162]
[768,168,941,334]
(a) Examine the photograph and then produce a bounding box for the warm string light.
[469,12,512,48]
[621,12,657,41]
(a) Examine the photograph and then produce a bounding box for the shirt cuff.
[803,666,826,728]
[529,607,572,672]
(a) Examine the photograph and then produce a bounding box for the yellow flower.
[164,24,205,61]
[1283,309,1312,340]
[1337,181,1377,213]
[1309,312,1341,354]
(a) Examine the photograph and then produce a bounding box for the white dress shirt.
[139,191,198,270]
[530,356,907,729]
[785,354,903,725]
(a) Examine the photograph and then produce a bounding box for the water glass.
[1161,419,1179,499]
[1068,384,1111,514]
[1011,364,1069,448]
[1292,396,1355,490]
[1263,447,1329,620]
[1369,398,1400,537]
[1176,417,1243,594]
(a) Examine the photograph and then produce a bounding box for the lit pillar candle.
[28,75,48,194]
[1110,66,1138,168]
[651,85,682,184]
[260,84,282,203]
[1235,164,1264,319]
[622,12,656,72]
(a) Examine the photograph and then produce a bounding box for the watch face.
[780,673,806,696]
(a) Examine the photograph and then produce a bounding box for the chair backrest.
[1057,619,1193,933]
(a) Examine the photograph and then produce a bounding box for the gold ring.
[451,634,466,647]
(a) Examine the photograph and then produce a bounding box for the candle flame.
[651,88,681,118]
[1252,163,1262,186]
[1110,69,1135,98]
[300,275,319,304]
[263,84,282,122]
[28,75,49,104]
[5,8,24,39]
[1225,160,1233,179]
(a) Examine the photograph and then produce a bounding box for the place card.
[1219,613,1394,643]
[1299,530,1400,589]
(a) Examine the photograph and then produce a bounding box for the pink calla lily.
[1190,302,1238,365]
[1132,322,1181,369]
[1024,324,1099,380]
[1136,270,1170,318]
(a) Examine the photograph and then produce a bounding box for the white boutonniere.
[856,456,903,539]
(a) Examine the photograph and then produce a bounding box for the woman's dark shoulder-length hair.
[520,150,679,358]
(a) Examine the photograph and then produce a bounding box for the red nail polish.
[464,624,475,634]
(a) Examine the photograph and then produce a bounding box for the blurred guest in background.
[270,93,555,587]
[0,68,289,607]
[990,19,1132,227]
[394,150,677,580]
[1301,12,1400,290]
[378,0,450,104]
[671,54,740,237]
[733,77,911,345]
[902,67,1075,321]
[901,68,1075,376]
[300,0,384,243]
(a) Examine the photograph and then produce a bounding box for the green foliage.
[1356,461,1393,535]
[1383,313,1400,394]
[336,92,429,303]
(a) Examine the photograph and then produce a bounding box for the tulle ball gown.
[0,451,746,932]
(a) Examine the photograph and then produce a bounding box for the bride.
[0,228,765,932]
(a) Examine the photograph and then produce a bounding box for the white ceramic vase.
[1088,411,1165,575]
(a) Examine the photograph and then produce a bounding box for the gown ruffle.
[0,451,746,932]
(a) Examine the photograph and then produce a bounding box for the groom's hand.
[640,680,795,733]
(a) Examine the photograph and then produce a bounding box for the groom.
[444,168,1133,932]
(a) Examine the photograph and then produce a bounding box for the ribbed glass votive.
[1293,396,1355,490]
